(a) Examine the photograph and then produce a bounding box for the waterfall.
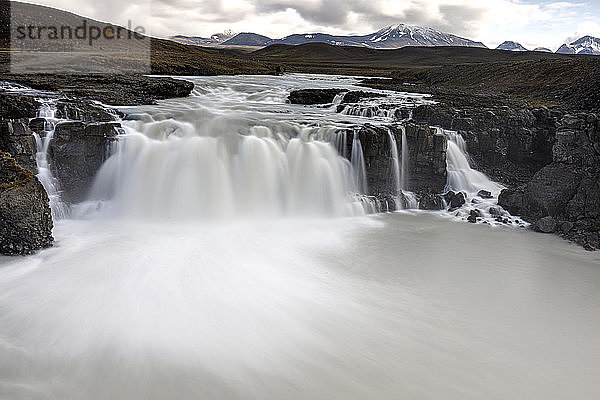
[32,103,69,219]
[88,122,375,219]
[386,129,401,198]
[442,129,502,194]
[329,92,346,111]
[400,126,409,191]
[350,132,368,194]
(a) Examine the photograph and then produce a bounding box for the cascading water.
[88,124,372,219]
[443,129,502,195]
[385,127,418,210]
[32,102,69,220]
[350,132,368,195]
[439,127,522,225]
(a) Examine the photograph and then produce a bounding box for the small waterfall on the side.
[386,127,418,210]
[442,129,502,194]
[329,92,346,111]
[32,103,69,219]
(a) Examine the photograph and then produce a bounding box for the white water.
[32,103,69,220]
[444,130,502,195]
[1,74,599,400]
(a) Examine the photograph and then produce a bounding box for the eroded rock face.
[338,123,447,209]
[404,123,447,199]
[412,104,560,186]
[498,113,600,250]
[0,120,37,173]
[288,89,346,105]
[0,152,53,255]
[48,121,121,203]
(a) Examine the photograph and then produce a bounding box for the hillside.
[366,57,600,111]
[253,42,576,75]
[1,1,272,75]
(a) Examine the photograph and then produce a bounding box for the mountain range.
[172,26,600,56]
[557,36,600,55]
[174,24,486,49]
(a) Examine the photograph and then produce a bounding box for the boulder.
[0,120,37,173]
[0,152,53,255]
[288,89,346,105]
[341,91,386,104]
[477,190,493,199]
[534,216,558,233]
[449,192,466,209]
[48,121,120,203]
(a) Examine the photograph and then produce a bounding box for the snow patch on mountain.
[496,41,528,51]
[557,36,600,55]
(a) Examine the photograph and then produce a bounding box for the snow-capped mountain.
[556,36,600,55]
[272,24,486,49]
[355,24,487,49]
[171,30,236,46]
[534,47,552,53]
[222,33,272,46]
[496,41,528,51]
[176,24,487,49]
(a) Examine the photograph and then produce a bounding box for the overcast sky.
[24,0,600,50]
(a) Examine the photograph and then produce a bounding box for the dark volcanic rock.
[0,120,37,173]
[2,75,195,106]
[55,99,122,122]
[0,93,41,120]
[341,91,387,104]
[498,112,600,249]
[288,89,346,105]
[48,121,121,203]
[0,152,53,255]
[534,216,558,233]
[404,123,448,200]
[338,123,447,209]
[412,103,560,186]
[449,192,466,209]
[477,190,493,199]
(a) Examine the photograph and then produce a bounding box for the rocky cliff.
[0,151,53,255]
[410,101,599,250]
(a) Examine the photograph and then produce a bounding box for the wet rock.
[404,123,447,196]
[28,117,48,133]
[467,209,482,223]
[477,190,493,199]
[48,121,121,203]
[450,192,466,209]
[288,89,345,105]
[488,206,501,217]
[0,120,37,173]
[3,75,195,106]
[419,193,444,210]
[0,93,40,120]
[534,216,558,233]
[341,91,386,104]
[0,152,53,255]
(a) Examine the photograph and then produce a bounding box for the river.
[0,74,599,399]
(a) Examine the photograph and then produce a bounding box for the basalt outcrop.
[339,123,448,210]
[48,121,121,203]
[409,100,599,250]
[0,119,37,173]
[0,151,53,255]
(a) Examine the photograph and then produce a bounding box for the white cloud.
[20,0,600,49]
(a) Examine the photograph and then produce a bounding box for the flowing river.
[1,74,599,399]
